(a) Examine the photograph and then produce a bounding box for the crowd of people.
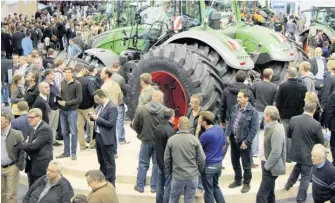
[1,4,335,203]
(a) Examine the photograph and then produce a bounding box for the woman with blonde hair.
[304,92,322,121]
[10,74,25,117]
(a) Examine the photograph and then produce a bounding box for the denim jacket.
[226,103,258,146]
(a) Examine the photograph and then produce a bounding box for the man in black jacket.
[24,71,39,109]
[1,51,12,106]
[56,18,66,51]
[1,28,13,58]
[276,67,307,162]
[20,108,53,187]
[154,108,175,203]
[319,59,335,109]
[75,65,95,150]
[88,89,118,187]
[284,102,324,202]
[132,90,166,193]
[23,161,74,203]
[321,90,335,166]
[42,48,56,69]
[56,67,82,160]
[11,27,25,56]
[32,82,51,124]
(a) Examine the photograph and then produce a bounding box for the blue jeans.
[117,104,126,142]
[252,111,264,156]
[169,177,198,203]
[156,167,172,203]
[1,83,9,105]
[60,110,78,155]
[136,143,158,191]
[201,164,226,203]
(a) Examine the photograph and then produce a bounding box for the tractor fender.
[287,38,309,59]
[299,28,310,37]
[163,31,254,70]
[84,48,119,67]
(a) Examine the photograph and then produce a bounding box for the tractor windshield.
[316,8,335,30]
[179,1,202,28]
[211,0,233,25]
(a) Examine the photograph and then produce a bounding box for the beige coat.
[101,79,123,105]
[87,182,119,203]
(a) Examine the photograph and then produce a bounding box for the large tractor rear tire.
[125,43,223,120]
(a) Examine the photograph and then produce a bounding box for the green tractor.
[82,0,302,120]
[299,6,335,52]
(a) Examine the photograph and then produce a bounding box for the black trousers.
[331,132,335,166]
[256,161,278,203]
[27,173,42,187]
[287,163,312,203]
[230,136,252,184]
[95,133,116,187]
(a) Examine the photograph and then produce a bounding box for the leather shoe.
[134,185,144,193]
[228,181,242,188]
[241,184,250,193]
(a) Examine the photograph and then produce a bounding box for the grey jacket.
[6,129,26,171]
[164,130,206,180]
[11,85,25,104]
[264,121,286,176]
[301,72,316,92]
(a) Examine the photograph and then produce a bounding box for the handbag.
[51,34,57,41]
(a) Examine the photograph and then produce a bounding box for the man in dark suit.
[1,112,25,203]
[12,101,30,141]
[1,28,13,58]
[1,51,12,106]
[89,89,118,187]
[32,82,51,124]
[284,102,325,202]
[321,91,335,166]
[11,27,25,56]
[20,108,53,187]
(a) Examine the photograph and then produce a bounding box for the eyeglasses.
[28,116,38,119]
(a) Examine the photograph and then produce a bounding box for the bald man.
[32,82,51,123]
[311,144,335,203]
[132,90,166,193]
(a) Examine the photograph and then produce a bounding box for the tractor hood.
[236,25,295,64]
[164,30,254,70]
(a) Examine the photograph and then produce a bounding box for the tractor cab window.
[180,1,201,27]
[212,0,233,26]
[317,8,335,30]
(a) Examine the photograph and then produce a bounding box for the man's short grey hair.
[49,160,62,173]
[312,144,327,159]
[29,108,43,117]
[264,106,280,121]
[287,67,298,78]
[85,169,106,182]
[304,102,317,113]
[191,94,203,105]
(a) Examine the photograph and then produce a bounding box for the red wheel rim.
[151,71,188,128]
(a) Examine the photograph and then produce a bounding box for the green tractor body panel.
[234,25,294,63]
[164,30,254,70]
[308,22,335,39]
[92,26,146,55]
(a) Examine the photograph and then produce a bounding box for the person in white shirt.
[310,48,327,90]
[14,56,28,76]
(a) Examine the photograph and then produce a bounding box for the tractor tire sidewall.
[126,44,222,120]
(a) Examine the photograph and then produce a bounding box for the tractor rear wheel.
[125,43,223,121]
